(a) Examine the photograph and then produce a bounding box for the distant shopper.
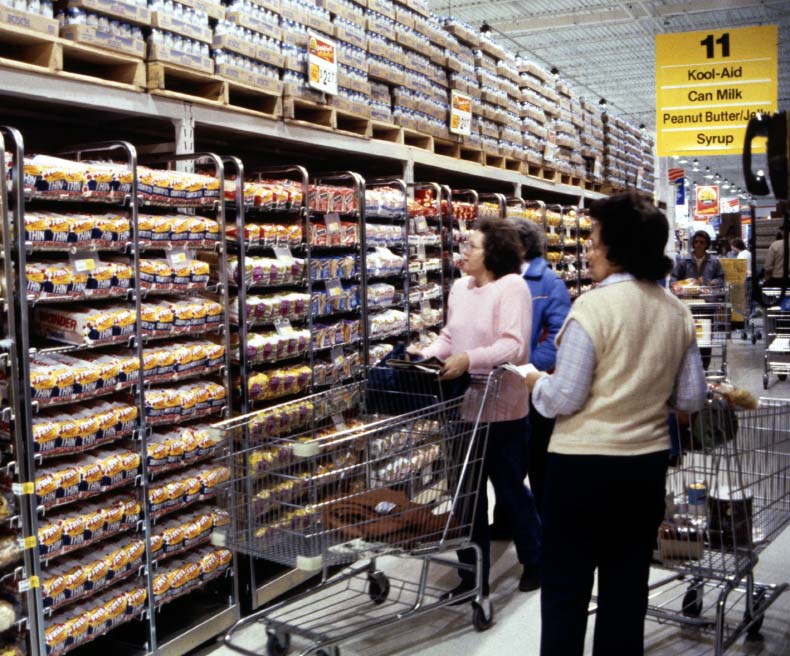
[525,193,707,656]
[732,238,751,277]
[410,218,541,608]
[763,228,789,287]
[670,230,725,288]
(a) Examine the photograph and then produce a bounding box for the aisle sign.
[696,184,720,215]
[307,31,337,95]
[450,91,472,136]
[655,25,777,156]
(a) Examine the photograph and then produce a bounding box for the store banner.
[696,185,720,215]
[721,197,740,212]
[307,31,338,95]
[655,25,778,156]
[668,167,685,183]
[676,179,685,206]
[449,90,472,136]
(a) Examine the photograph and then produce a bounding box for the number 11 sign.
[308,31,338,96]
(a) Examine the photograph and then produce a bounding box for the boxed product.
[61,23,146,58]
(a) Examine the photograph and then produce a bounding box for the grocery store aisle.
[209,336,790,656]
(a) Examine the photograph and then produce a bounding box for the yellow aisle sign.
[656,25,777,156]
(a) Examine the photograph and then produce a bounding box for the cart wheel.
[367,572,390,605]
[741,331,747,340]
[266,632,290,656]
[779,374,787,381]
[315,648,339,656]
[471,601,494,631]
[746,614,765,640]
[681,586,703,618]
[752,333,758,344]
[763,374,769,390]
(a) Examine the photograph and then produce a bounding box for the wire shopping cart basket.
[645,397,790,654]
[762,287,790,389]
[214,366,502,656]
[674,285,731,377]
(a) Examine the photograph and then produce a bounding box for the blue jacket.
[523,258,572,372]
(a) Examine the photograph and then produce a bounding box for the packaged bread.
[123,583,147,615]
[182,510,213,546]
[44,621,69,656]
[158,519,185,554]
[100,587,128,627]
[151,571,170,602]
[60,561,88,602]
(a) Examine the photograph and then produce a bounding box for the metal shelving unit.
[0,126,43,656]
[408,182,445,347]
[0,135,238,656]
[363,178,409,366]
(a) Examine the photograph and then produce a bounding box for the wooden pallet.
[282,95,333,131]
[584,180,604,192]
[147,61,225,104]
[0,23,144,89]
[570,176,584,188]
[401,128,432,151]
[504,157,522,173]
[484,153,506,169]
[334,107,371,138]
[370,120,403,144]
[433,136,461,158]
[224,80,282,119]
[60,39,145,88]
[459,143,484,165]
[541,167,560,183]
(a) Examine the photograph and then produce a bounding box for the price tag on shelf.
[415,216,429,234]
[417,243,426,260]
[324,212,341,234]
[331,346,345,368]
[307,31,338,96]
[565,228,572,240]
[18,576,39,593]
[326,278,343,297]
[12,482,34,496]
[70,251,98,273]
[17,535,36,550]
[420,300,431,319]
[449,90,472,136]
[166,249,190,268]
[273,318,294,336]
[273,246,294,265]
[332,413,348,432]
[418,273,428,287]
[593,156,602,179]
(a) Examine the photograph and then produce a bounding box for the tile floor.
[211,334,790,656]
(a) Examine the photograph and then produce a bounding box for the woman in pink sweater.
[413,218,541,613]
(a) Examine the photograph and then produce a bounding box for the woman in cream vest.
[525,193,707,656]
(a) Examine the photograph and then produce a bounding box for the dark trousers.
[458,416,542,595]
[540,451,668,656]
[493,400,552,524]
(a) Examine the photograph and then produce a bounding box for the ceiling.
[427,0,790,201]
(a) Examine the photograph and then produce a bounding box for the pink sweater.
[421,273,532,421]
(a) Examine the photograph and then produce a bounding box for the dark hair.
[692,230,711,247]
[477,217,523,279]
[588,192,673,280]
[506,218,545,260]
[733,238,746,251]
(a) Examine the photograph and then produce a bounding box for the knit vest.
[549,279,696,456]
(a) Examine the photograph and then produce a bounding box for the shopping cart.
[215,368,501,656]
[675,285,731,377]
[762,287,790,389]
[644,397,790,654]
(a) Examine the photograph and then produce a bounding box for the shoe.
[519,567,541,592]
[489,523,512,541]
[440,581,476,606]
